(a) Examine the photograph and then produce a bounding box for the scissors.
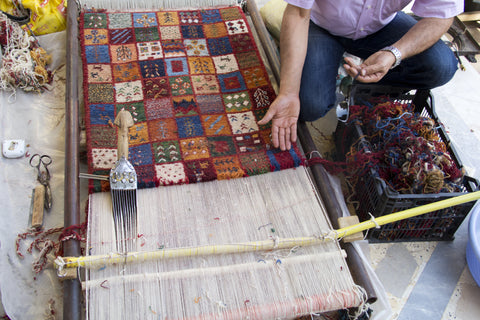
[29,154,52,210]
[336,72,362,122]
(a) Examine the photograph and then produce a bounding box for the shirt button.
[360,27,365,31]
[367,5,372,9]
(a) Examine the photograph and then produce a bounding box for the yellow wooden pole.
[55,191,480,271]
[56,237,325,269]
[336,190,480,238]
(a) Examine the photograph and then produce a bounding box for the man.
[258,0,463,151]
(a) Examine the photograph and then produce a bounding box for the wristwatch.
[381,45,402,69]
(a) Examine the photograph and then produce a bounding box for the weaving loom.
[62,0,376,319]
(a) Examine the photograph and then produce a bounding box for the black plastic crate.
[334,84,479,242]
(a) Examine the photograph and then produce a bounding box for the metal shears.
[336,73,360,122]
[29,154,52,210]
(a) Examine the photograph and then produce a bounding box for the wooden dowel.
[31,185,45,229]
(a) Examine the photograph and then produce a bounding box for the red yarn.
[306,150,383,176]
[342,99,465,194]
[15,217,88,273]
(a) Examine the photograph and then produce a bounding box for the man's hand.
[257,4,309,151]
[343,52,396,83]
[344,17,454,83]
[257,94,300,151]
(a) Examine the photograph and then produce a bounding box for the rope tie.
[368,212,380,229]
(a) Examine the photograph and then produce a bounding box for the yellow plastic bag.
[0,0,66,35]
[259,0,287,42]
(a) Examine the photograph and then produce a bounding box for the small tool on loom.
[79,173,109,181]
[336,73,359,122]
[55,190,480,270]
[29,154,53,229]
[109,109,138,253]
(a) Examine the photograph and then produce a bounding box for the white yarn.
[85,168,365,319]
[0,13,34,97]
[0,13,49,101]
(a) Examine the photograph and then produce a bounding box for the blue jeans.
[299,12,458,121]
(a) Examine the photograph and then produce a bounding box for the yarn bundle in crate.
[334,85,478,242]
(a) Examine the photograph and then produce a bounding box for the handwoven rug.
[80,6,303,192]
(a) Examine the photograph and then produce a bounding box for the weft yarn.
[15,221,87,274]
[0,12,53,101]
[346,98,465,194]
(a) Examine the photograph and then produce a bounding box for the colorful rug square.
[80,5,303,192]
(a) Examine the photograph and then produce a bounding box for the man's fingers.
[291,123,297,144]
[271,125,279,148]
[285,127,292,150]
[278,127,286,151]
[343,56,356,67]
[270,124,298,150]
[357,66,386,83]
[362,64,383,76]
[257,110,273,125]
[343,63,364,79]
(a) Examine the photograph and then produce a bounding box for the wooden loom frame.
[63,1,377,318]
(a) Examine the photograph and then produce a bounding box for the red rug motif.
[80,6,303,192]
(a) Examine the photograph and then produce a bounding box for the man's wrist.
[381,45,402,69]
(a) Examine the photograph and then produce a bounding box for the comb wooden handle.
[31,185,45,229]
[114,109,134,160]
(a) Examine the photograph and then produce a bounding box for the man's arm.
[257,4,311,151]
[344,17,454,82]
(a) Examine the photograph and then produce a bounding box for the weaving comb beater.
[110,109,137,253]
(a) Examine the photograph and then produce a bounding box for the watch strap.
[381,45,402,69]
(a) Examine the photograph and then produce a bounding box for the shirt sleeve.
[411,0,464,18]
[284,0,315,10]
